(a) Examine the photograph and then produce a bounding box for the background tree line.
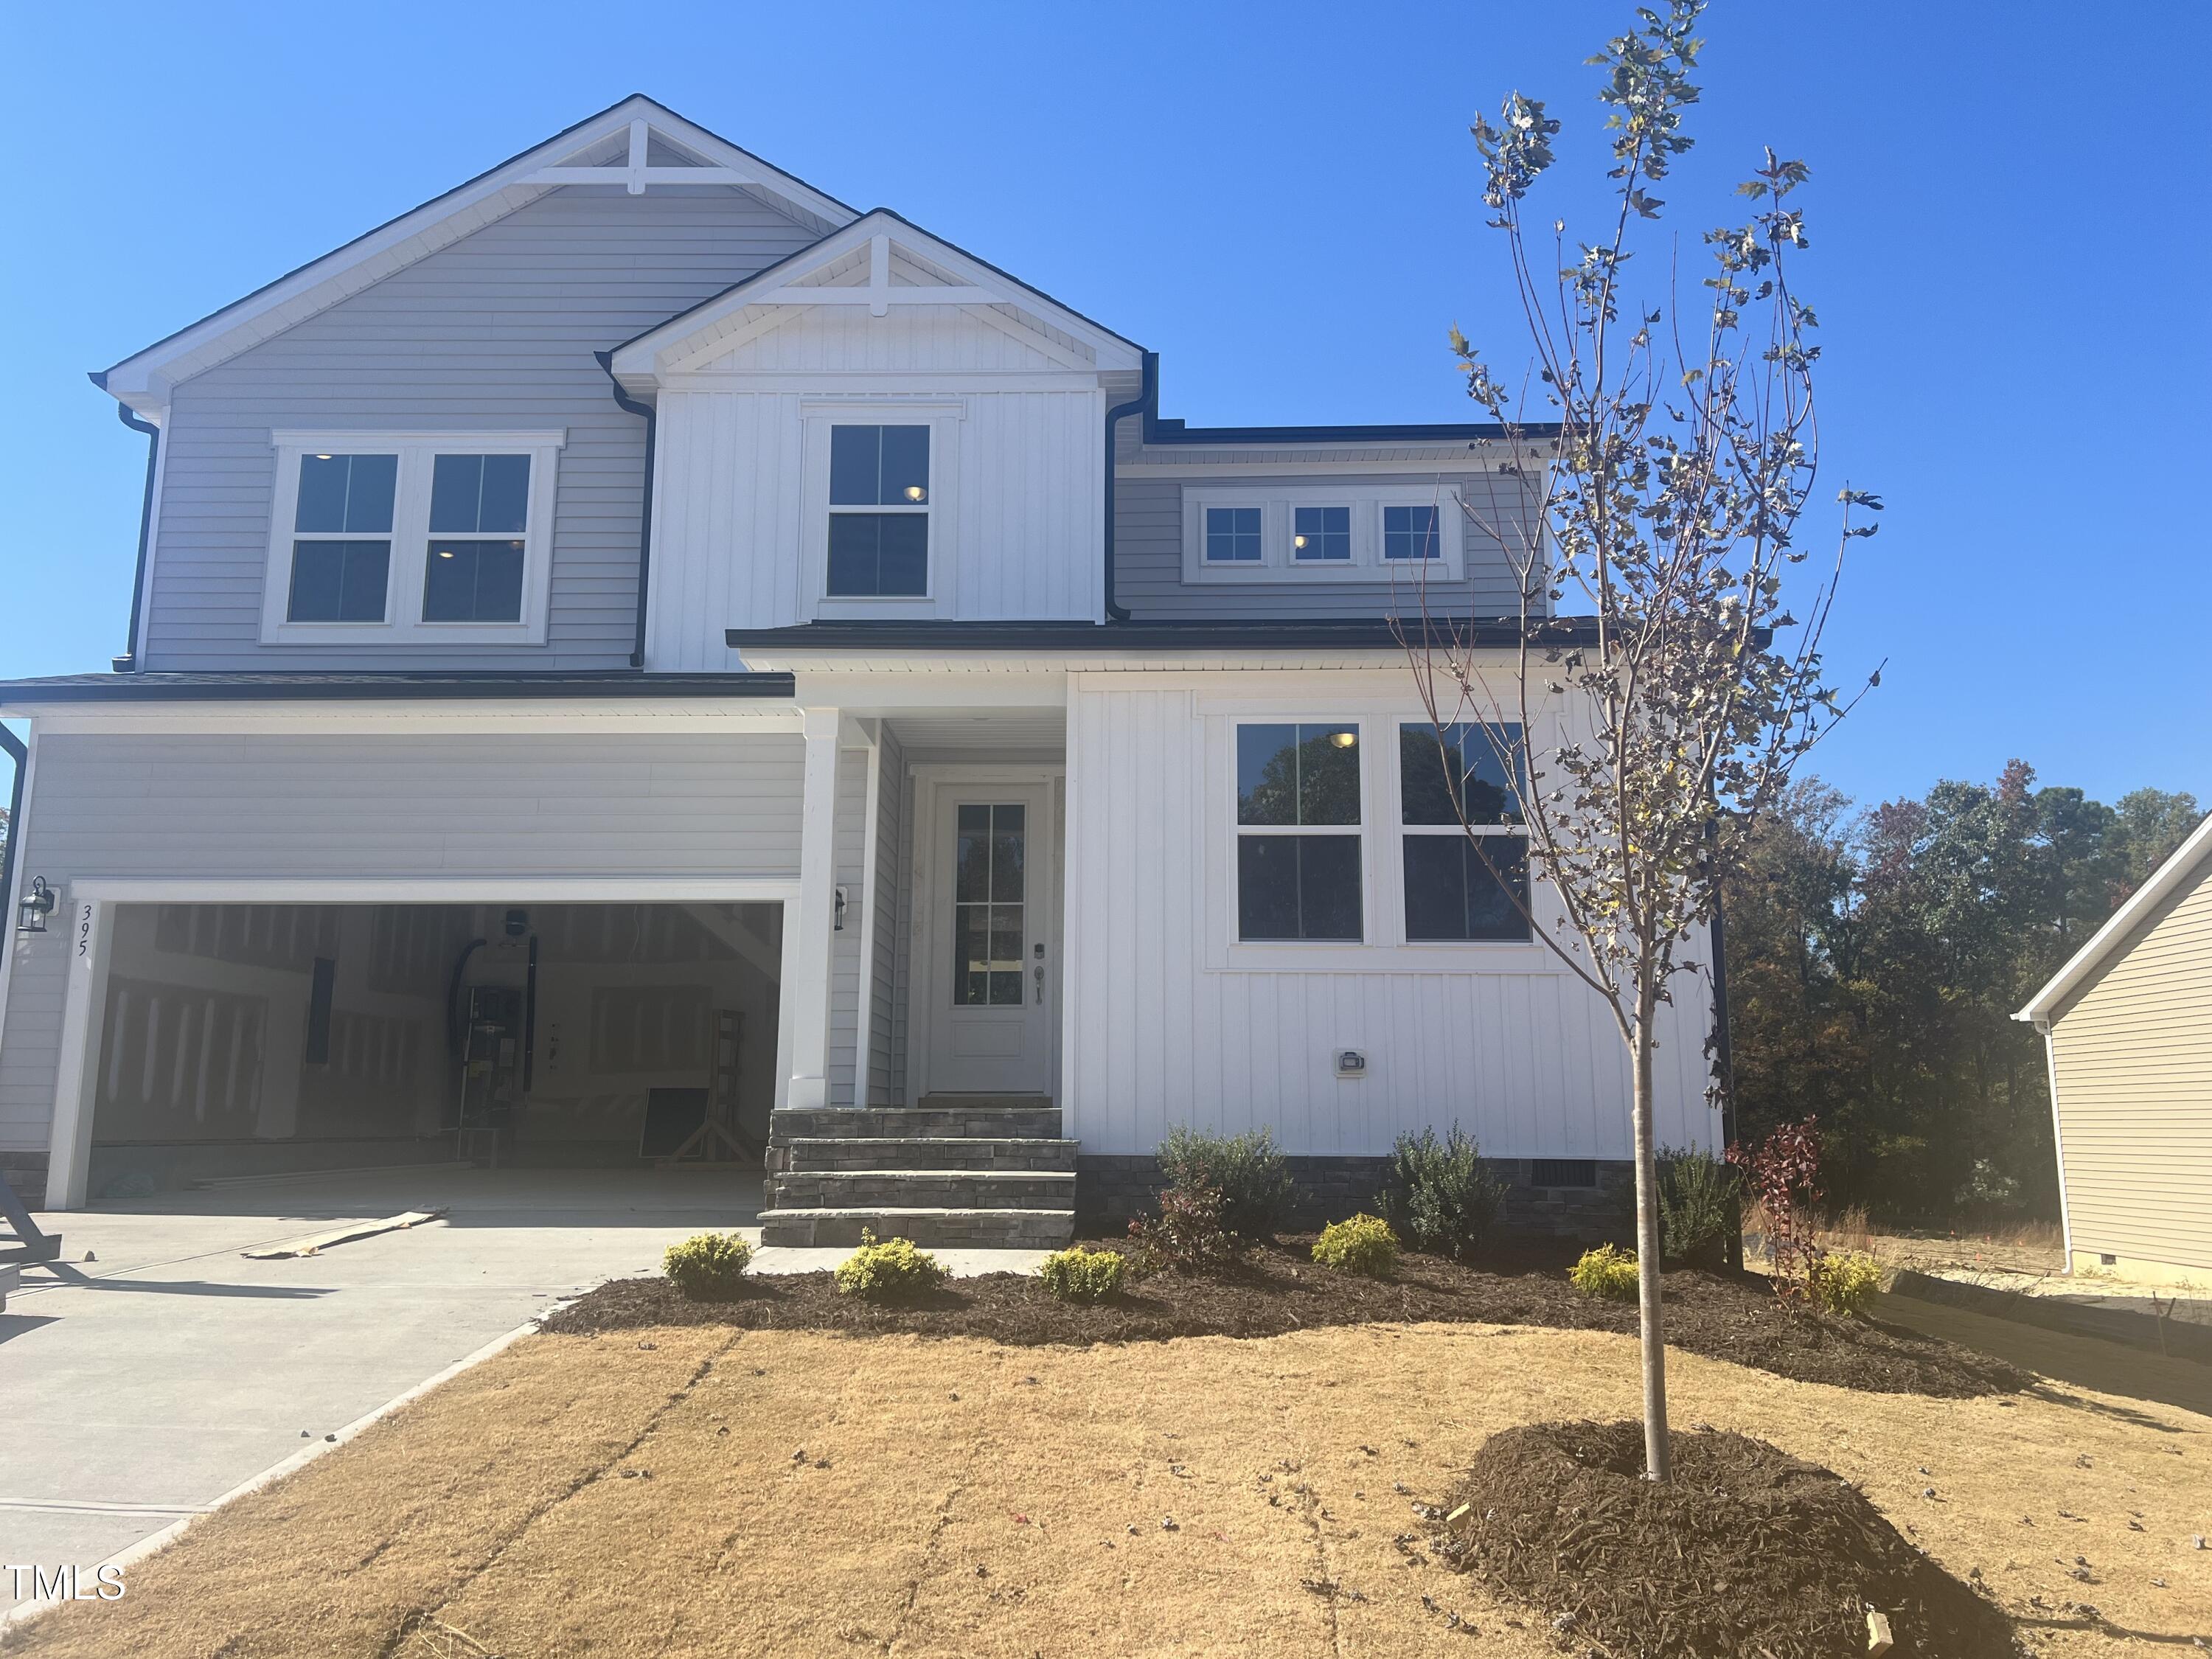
[1720,763,2202,1221]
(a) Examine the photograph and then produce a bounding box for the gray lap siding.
[142,186,820,672]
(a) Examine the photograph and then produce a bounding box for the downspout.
[1099,350,1156,625]
[595,351,657,669]
[100,394,161,673]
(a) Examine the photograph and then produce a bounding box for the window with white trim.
[827,424,930,596]
[1180,484,1466,582]
[261,433,562,644]
[1235,723,1363,940]
[1399,720,1531,941]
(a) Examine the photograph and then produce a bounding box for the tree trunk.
[1632,997,1672,1481]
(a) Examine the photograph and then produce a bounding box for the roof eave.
[2015,808,2212,1022]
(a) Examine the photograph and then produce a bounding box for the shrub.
[1037,1245,1127,1304]
[1728,1117,1824,1303]
[1128,1184,1240,1274]
[1805,1249,1882,1317]
[1570,1243,1640,1301]
[1657,1148,1742,1270]
[1312,1214,1399,1278]
[1379,1126,1505,1262]
[1156,1126,1302,1242]
[833,1228,948,1300]
[661,1231,754,1298]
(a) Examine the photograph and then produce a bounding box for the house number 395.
[77,903,93,960]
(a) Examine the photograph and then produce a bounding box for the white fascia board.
[96,97,858,414]
[2014,807,2212,1023]
[8,703,807,735]
[610,211,1144,389]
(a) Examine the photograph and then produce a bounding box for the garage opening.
[83,902,782,1198]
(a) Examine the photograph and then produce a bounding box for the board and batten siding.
[646,320,1106,669]
[0,729,804,1155]
[1060,676,1717,1159]
[2046,851,2212,1274]
[867,724,911,1107]
[1111,468,1540,622]
[826,745,871,1107]
[142,185,820,672]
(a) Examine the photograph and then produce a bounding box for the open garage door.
[81,901,782,1199]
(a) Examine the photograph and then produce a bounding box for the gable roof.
[94,96,859,417]
[2016,808,2212,1023]
[608,208,1146,389]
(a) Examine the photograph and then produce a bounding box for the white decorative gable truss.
[95,97,858,417]
[608,211,1146,393]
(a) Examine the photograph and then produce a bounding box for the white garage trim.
[44,876,803,1209]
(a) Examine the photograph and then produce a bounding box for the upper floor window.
[1293,505,1351,562]
[1235,723,1363,941]
[827,424,929,597]
[1205,506,1263,563]
[1399,720,1531,940]
[1383,504,1442,560]
[261,431,563,645]
[1181,486,1465,583]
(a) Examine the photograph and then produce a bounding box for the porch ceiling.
[887,709,1065,759]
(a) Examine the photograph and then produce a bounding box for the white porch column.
[784,706,842,1111]
[46,895,114,1210]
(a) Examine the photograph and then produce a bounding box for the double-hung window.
[1399,721,1531,940]
[827,424,930,596]
[1236,723,1363,940]
[263,433,561,644]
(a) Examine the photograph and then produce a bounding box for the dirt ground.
[11,1321,2208,1658]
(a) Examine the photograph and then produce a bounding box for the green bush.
[1157,1126,1302,1242]
[1805,1249,1882,1316]
[1128,1184,1240,1275]
[833,1228,948,1300]
[1312,1214,1399,1278]
[1570,1243,1641,1301]
[1037,1245,1127,1303]
[661,1231,754,1298]
[1379,1126,1505,1262]
[1658,1148,1742,1270]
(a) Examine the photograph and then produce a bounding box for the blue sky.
[3,1,2205,814]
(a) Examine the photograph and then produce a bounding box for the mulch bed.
[1434,1419,2020,1658]
[542,1237,2030,1398]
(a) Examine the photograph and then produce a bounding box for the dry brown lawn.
[10,1319,2210,1658]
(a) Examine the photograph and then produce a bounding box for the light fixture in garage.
[15,876,55,934]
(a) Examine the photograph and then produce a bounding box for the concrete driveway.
[1,1166,762,1578]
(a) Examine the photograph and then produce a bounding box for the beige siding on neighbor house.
[2047,853,2212,1274]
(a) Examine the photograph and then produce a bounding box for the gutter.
[595,352,658,669]
[91,385,161,673]
[1100,352,1155,622]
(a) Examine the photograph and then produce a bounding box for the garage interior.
[82,902,782,1199]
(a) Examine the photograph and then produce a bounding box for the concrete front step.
[768,1169,1076,1211]
[759,1207,1076,1249]
[771,1105,1063,1142]
[779,1136,1079,1174]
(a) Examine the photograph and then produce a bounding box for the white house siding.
[866,724,909,1106]
[0,729,804,1161]
[2046,852,2212,1276]
[1060,675,1717,1161]
[1111,470,1539,622]
[647,329,1106,669]
[142,185,821,672]
[826,745,869,1107]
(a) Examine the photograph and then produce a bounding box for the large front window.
[1399,721,1531,940]
[827,424,930,596]
[1236,723,1363,941]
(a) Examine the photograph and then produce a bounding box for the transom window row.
[1204,502,1442,565]
[1234,720,1531,943]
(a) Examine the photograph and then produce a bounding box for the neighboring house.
[2016,812,2212,1285]
[0,97,1719,1243]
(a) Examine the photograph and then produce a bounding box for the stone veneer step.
[770,1105,1063,1142]
[767,1169,1076,1211]
[777,1136,1078,1174]
[759,1206,1075,1250]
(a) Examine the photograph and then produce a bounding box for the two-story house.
[0,97,1719,1244]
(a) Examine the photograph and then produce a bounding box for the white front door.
[922,781,1057,1097]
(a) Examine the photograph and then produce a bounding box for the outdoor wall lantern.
[16,877,56,934]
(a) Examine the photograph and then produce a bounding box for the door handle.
[1033,964,1044,1004]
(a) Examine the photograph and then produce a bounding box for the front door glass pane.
[953,803,1027,1006]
